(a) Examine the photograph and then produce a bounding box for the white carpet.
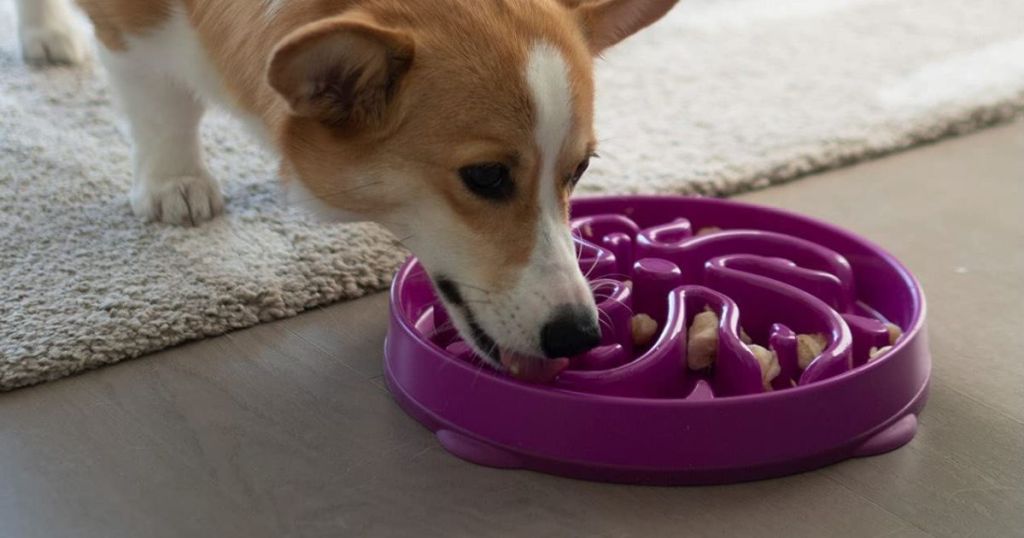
[2,0,1023,390]
[589,0,1024,194]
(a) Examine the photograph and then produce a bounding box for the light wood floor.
[2,123,1022,538]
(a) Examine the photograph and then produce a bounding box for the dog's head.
[269,0,677,377]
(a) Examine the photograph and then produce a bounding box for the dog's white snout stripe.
[522,42,593,307]
[526,42,573,191]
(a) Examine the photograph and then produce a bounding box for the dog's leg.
[102,50,224,225]
[14,0,84,65]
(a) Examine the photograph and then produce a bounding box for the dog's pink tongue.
[500,352,569,383]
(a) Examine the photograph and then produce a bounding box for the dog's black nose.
[540,305,601,358]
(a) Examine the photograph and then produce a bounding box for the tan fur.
[74,0,175,50]
[61,0,678,362]
[267,11,416,130]
[574,0,680,53]
[73,0,672,292]
[271,0,598,289]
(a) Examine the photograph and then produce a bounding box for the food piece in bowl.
[868,345,893,362]
[686,309,719,370]
[631,313,659,347]
[885,323,903,345]
[796,333,828,369]
[749,344,781,391]
[696,226,722,237]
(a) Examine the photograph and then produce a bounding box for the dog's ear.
[564,0,679,54]
[268,13,414,130]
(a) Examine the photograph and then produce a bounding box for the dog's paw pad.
[19,25,84,66]
[132,174,225,226]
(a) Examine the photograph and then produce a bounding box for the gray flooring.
[2,122,1022,538]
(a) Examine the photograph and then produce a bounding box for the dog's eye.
[570,157,591,187]
[459,163,514,201]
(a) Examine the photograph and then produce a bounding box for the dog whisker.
[427,321,456,339]
[583,252,602,279]
[571,230,586,265]
[392,233,417,247]
[601,295,635,316]
[597,310,615,332]
[587,273,631,285]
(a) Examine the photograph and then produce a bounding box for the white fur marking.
[14,0,84,64]
[113,11,235,112]
[519,43,595,313]
[526,42,573,200]
[99,10,229,224]
[387,43,596,358]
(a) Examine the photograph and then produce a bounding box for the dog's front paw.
[19,23,84,66]
[131,174,225,226]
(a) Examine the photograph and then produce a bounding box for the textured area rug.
[3,0,1024,390]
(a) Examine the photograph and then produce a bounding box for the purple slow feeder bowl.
[384,195,931,485]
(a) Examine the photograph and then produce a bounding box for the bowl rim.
[388,195,927,406]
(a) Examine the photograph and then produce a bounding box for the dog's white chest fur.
[103,10,267,141]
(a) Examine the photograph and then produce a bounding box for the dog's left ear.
[267,12,414,131]
[563,0,679,54]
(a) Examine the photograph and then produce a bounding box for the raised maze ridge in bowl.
[414,211,903,401]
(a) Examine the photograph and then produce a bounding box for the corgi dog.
[14,0,678,378]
